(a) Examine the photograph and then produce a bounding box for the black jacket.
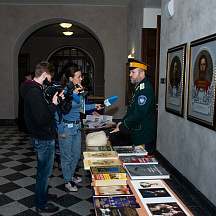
[20,80,56,140]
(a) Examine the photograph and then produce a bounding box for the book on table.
[113,145,148,156]
[119,155,158,165]
[90,165,126,177]
[95,206,139,216]
[93,195,141,209]
[92,185,133,197]
[125,164,170,180]
[83,145,114,152]
[83,115,115,129]
[93,173,127,186]
[130,180,175,203]
[83,158,122,170]
[83,151,118,160]
[144,201,190,216]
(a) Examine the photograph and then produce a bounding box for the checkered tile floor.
[0,126,95,216]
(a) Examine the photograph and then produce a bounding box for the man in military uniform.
[111,58,155,152]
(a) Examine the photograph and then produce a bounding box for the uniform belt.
[62,119,80,124]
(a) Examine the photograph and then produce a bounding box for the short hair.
[138,67,147,75]
[35,61,55,78]
[198,55,207,69]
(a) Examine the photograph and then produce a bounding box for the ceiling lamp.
[60,23,72,28]
[63,31,74,36]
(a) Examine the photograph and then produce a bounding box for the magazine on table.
[83,115,115,129]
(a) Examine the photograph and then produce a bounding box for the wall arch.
[13,18,105,117]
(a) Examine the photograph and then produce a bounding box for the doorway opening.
[48,46,95,94]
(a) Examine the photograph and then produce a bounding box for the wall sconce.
[128,53,135,59]
[60,23,72,28]
[165,0,174,19]
[63,31,74,36]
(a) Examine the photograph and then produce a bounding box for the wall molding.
[0,119,17,126]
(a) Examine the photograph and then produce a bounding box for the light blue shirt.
[55,87,95,135]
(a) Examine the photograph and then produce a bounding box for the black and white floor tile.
[0,126,95,216]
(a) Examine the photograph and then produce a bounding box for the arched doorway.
[15,19,104,129]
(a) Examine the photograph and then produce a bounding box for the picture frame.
[187,34,216,129]
[165,43,187,117]
[125,63,134,106]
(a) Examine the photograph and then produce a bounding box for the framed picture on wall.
[125,63,134,106]
[165,43,187,117]
[187,34,216,129]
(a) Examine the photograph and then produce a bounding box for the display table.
[84,132,194,216]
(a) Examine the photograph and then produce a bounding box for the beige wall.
[0,4,127,119]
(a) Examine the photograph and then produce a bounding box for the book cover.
[95,206,139,216]
[83,158,122,170]
[119,155,158,165]
[145,201,189,216]
[92,185,133,197]
[93,173,127,186]
[113,146,148,156]
[83,151,118,160]
[131,180,175,203]
[93,195,141,209]
[125,164,170,180]
[83,146,114,152]
[90,165,126,176]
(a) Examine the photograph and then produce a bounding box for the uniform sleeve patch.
[138,95,147,105]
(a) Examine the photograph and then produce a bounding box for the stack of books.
[83,145,122,170]
[119,155,158,165]
[125,164,170,180]
[113,145,148,156]
[82,144,140,215]
[90,165,127,186]
[90,164,140,215]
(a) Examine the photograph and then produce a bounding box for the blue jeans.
[30,138,55,209]
[58,122,81,183]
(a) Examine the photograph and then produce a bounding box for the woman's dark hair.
[60,66,81,88]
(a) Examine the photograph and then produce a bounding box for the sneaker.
[36,203,59,213]
[47,193,57,201]
[72,176,82,183]
[65,181,78,192]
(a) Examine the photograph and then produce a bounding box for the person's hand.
[116,122,122,127]
[110,127,120,133]
[52,90,65,105]
[73,84,83,94]
[60,133,67,138]
[92,111,100,116]
[110,121,121,133]
[95,104,104,110]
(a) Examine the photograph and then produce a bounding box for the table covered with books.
[83,130,194,216]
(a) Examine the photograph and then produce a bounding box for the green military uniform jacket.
[119,77,155,145]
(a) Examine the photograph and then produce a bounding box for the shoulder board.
[135,83,145,91]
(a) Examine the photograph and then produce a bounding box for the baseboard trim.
[154,150,216,215]
[0,119,17,126]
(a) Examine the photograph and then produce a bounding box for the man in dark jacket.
[111,58,155,152]
[20,61,64,213]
